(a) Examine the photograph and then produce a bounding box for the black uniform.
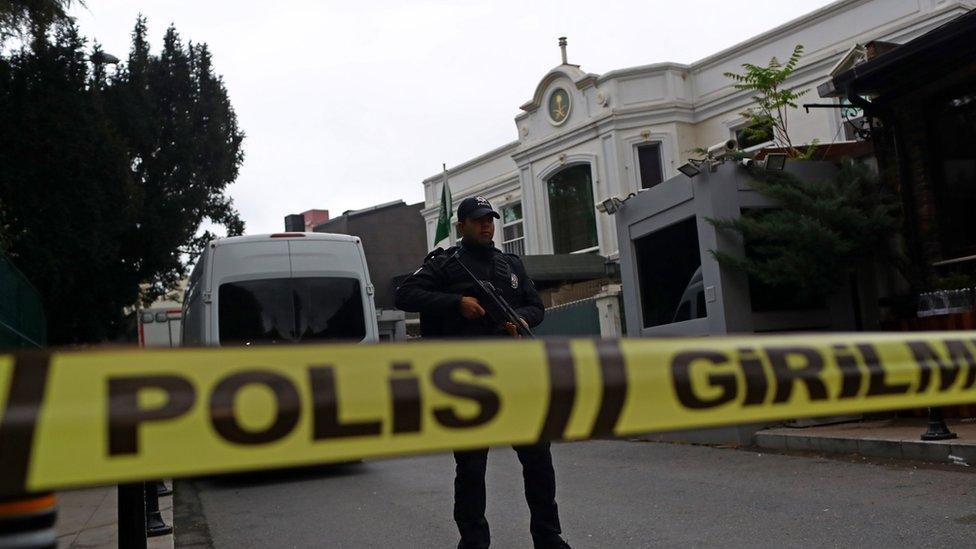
[395,240,544,338]
[395,239,567,549]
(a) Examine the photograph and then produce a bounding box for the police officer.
[395,196,570,549]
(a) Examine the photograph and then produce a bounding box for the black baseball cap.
[457,196,500,222]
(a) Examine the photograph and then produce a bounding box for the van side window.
[181,257,207,347]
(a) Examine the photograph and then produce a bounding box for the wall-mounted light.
[678,161,703,178]
[764,153,788,171]
[596,196,624,215]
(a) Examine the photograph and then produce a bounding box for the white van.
[181,233,378,347]
[139,307,182,348]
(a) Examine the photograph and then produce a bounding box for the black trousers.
[453,442,564,548]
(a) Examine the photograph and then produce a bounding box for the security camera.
[706,139,738,159]
[739,158,756,168]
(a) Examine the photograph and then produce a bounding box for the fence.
[533,295,602,336]
[0,252,46,349]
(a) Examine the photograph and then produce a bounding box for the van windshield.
[218,277,366,345]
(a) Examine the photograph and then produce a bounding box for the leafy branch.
[724,44,809,157]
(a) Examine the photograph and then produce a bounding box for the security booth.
[614,160,875,445]
[615,160,865,338]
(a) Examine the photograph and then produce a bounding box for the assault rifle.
[448,247,533,338]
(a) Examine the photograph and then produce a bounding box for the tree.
[0,20,139,343]
[0,0,82,42]
[708,161,902,303]
[724,45,810,157]
[0,16,245,343]
[104,18,245,301]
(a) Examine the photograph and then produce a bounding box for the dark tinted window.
[673,301,692,323]
[933,91,976,257]
[735,123,773,149]
[637,143,663,189]
[634,217,702,328]
[219,277,365,345]
[547,164,597,253]
[696,291,707,318]
[293,278,367,342]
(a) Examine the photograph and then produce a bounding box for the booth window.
[547,164,598,254]
[634,217,703,328]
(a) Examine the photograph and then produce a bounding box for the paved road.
[176,441,975,548]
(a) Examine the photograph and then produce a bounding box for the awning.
[828,10,976,101]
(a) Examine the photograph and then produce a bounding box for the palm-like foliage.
[724,45,809,157]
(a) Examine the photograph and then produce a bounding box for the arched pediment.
[519,65,599,114]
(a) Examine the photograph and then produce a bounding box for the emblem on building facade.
[548,88,571,125]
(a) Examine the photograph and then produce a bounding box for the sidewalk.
[55,485,174,549]
[755,418,976,465]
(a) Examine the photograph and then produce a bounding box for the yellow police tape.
[1,332,975,497]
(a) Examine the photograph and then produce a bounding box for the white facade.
[422,0,976,256]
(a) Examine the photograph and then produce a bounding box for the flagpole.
[433,163,453,248]
[443,163,452,246]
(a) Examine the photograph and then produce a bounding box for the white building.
[421,0,975,260]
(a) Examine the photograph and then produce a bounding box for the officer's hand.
[459,296,486,319]
[504,322,521,338]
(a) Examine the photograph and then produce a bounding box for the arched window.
[546,164,597,254]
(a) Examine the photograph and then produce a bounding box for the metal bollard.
[118,483,147,549]
[144,481,172,538]
[921,407,957,441]
[155,481,172,498]
[0,493,58,549]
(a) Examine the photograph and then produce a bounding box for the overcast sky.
[73,0,835,235]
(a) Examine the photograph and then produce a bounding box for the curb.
[755,429,976,464]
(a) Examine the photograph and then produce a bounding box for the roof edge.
[422,140,520,184]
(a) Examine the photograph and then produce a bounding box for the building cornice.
[596,62,690,85]
[690,0,870,71]
[512,112,613,163]
[588,1,967,99]
[420,174,520,217]
[422,140,520,186]
[426,0,975,192]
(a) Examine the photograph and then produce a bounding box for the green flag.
[434,165,452,245]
